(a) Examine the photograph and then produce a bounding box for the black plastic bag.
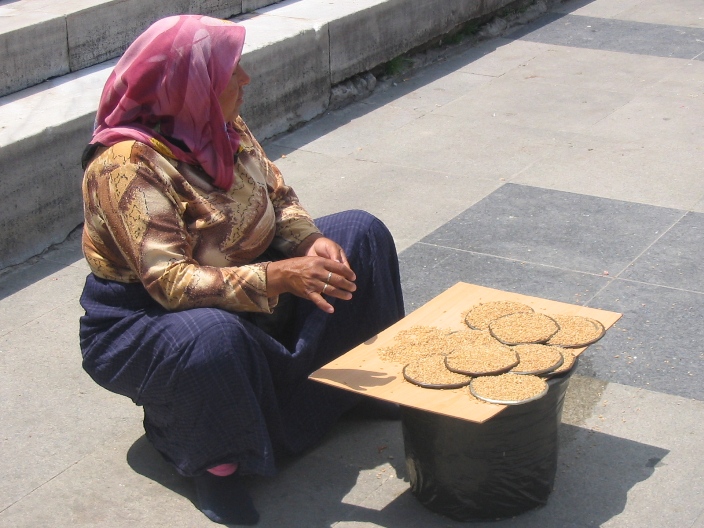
[401,369,573,521]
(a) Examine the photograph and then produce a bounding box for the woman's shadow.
[125,399,408,527]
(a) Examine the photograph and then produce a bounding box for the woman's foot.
[195,471,259,525]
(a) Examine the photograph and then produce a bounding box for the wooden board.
[310,282,621,423]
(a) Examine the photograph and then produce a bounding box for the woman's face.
[218,64,251,122]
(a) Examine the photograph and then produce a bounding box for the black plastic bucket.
[402,370,573,521]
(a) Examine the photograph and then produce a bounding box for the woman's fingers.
[305,237,353,272]
[319,270,354,298]
[266,256,356,312]
[309,292,335,313]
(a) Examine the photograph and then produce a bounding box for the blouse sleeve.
[83,142,276,313]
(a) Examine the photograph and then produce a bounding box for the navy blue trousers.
[79,210,404,477]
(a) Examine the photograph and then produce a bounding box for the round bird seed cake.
[547,314,605,348]
[511,344,564,375]
[464,301,534,330]
[445,342,519,376]
[470,373,548,404]
[489,312,559,345]
[403,355,472,389]
[544,349,578,378]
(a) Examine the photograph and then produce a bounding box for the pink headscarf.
[91,15,246,190]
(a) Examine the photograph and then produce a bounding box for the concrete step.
[0,0,277,98]
[0,0,516,269]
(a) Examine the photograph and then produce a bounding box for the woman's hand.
[298,235,350,267]
[267,235,356,313]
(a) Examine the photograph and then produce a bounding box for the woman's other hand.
[267,236,356,313]
[298,235,350,268]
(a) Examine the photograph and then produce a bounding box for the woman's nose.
[240,67,251,86]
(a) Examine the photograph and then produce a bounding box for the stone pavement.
[1,0,704,526]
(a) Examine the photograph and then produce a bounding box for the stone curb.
[0,0,277,98]
[0,0,516,269]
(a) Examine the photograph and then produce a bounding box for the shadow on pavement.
[123,415,668,527]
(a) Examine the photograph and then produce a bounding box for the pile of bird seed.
[547,315,605,347]
[377,325,455,363]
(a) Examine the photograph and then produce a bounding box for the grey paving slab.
[0,425,203,528]
[4,375,701,528]
[0,300,142,513]
[642,58,704,99]
[360,67,493,118]
[400,185,704,399]
[0,259,88,337]
[430,72,635,135]
[249,440,403,527]
[508,13,704,60]
[616,0,704,29]
[552,0,649,19]
[351,114,563,180]
[419,184,684,276]
[270,98,421,159]
[37,227,90,272]
[335,378,704,528]
[694,197,704,214]
[512,133,704,211]
[584,92,704,149]
[448,38,553,78]
[399,242,611,314]
[499,44,685,96]
[620,211,704,292]
[566,379,704,528]
[695,513,704,528]
[580,278,704,400]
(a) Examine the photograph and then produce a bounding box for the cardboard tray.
[310,282,621,423]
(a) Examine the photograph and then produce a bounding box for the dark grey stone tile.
[507,13,704,60]
[399,243,610,314]
[621,212,704,293]
[580,279,704,400]
[420,184,682,276]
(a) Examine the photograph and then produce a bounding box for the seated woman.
[78,15,404,526]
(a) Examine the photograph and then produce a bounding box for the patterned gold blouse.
[81,117,320,313]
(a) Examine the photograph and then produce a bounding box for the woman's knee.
[183,315,254,371]
[317,209,394,250]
